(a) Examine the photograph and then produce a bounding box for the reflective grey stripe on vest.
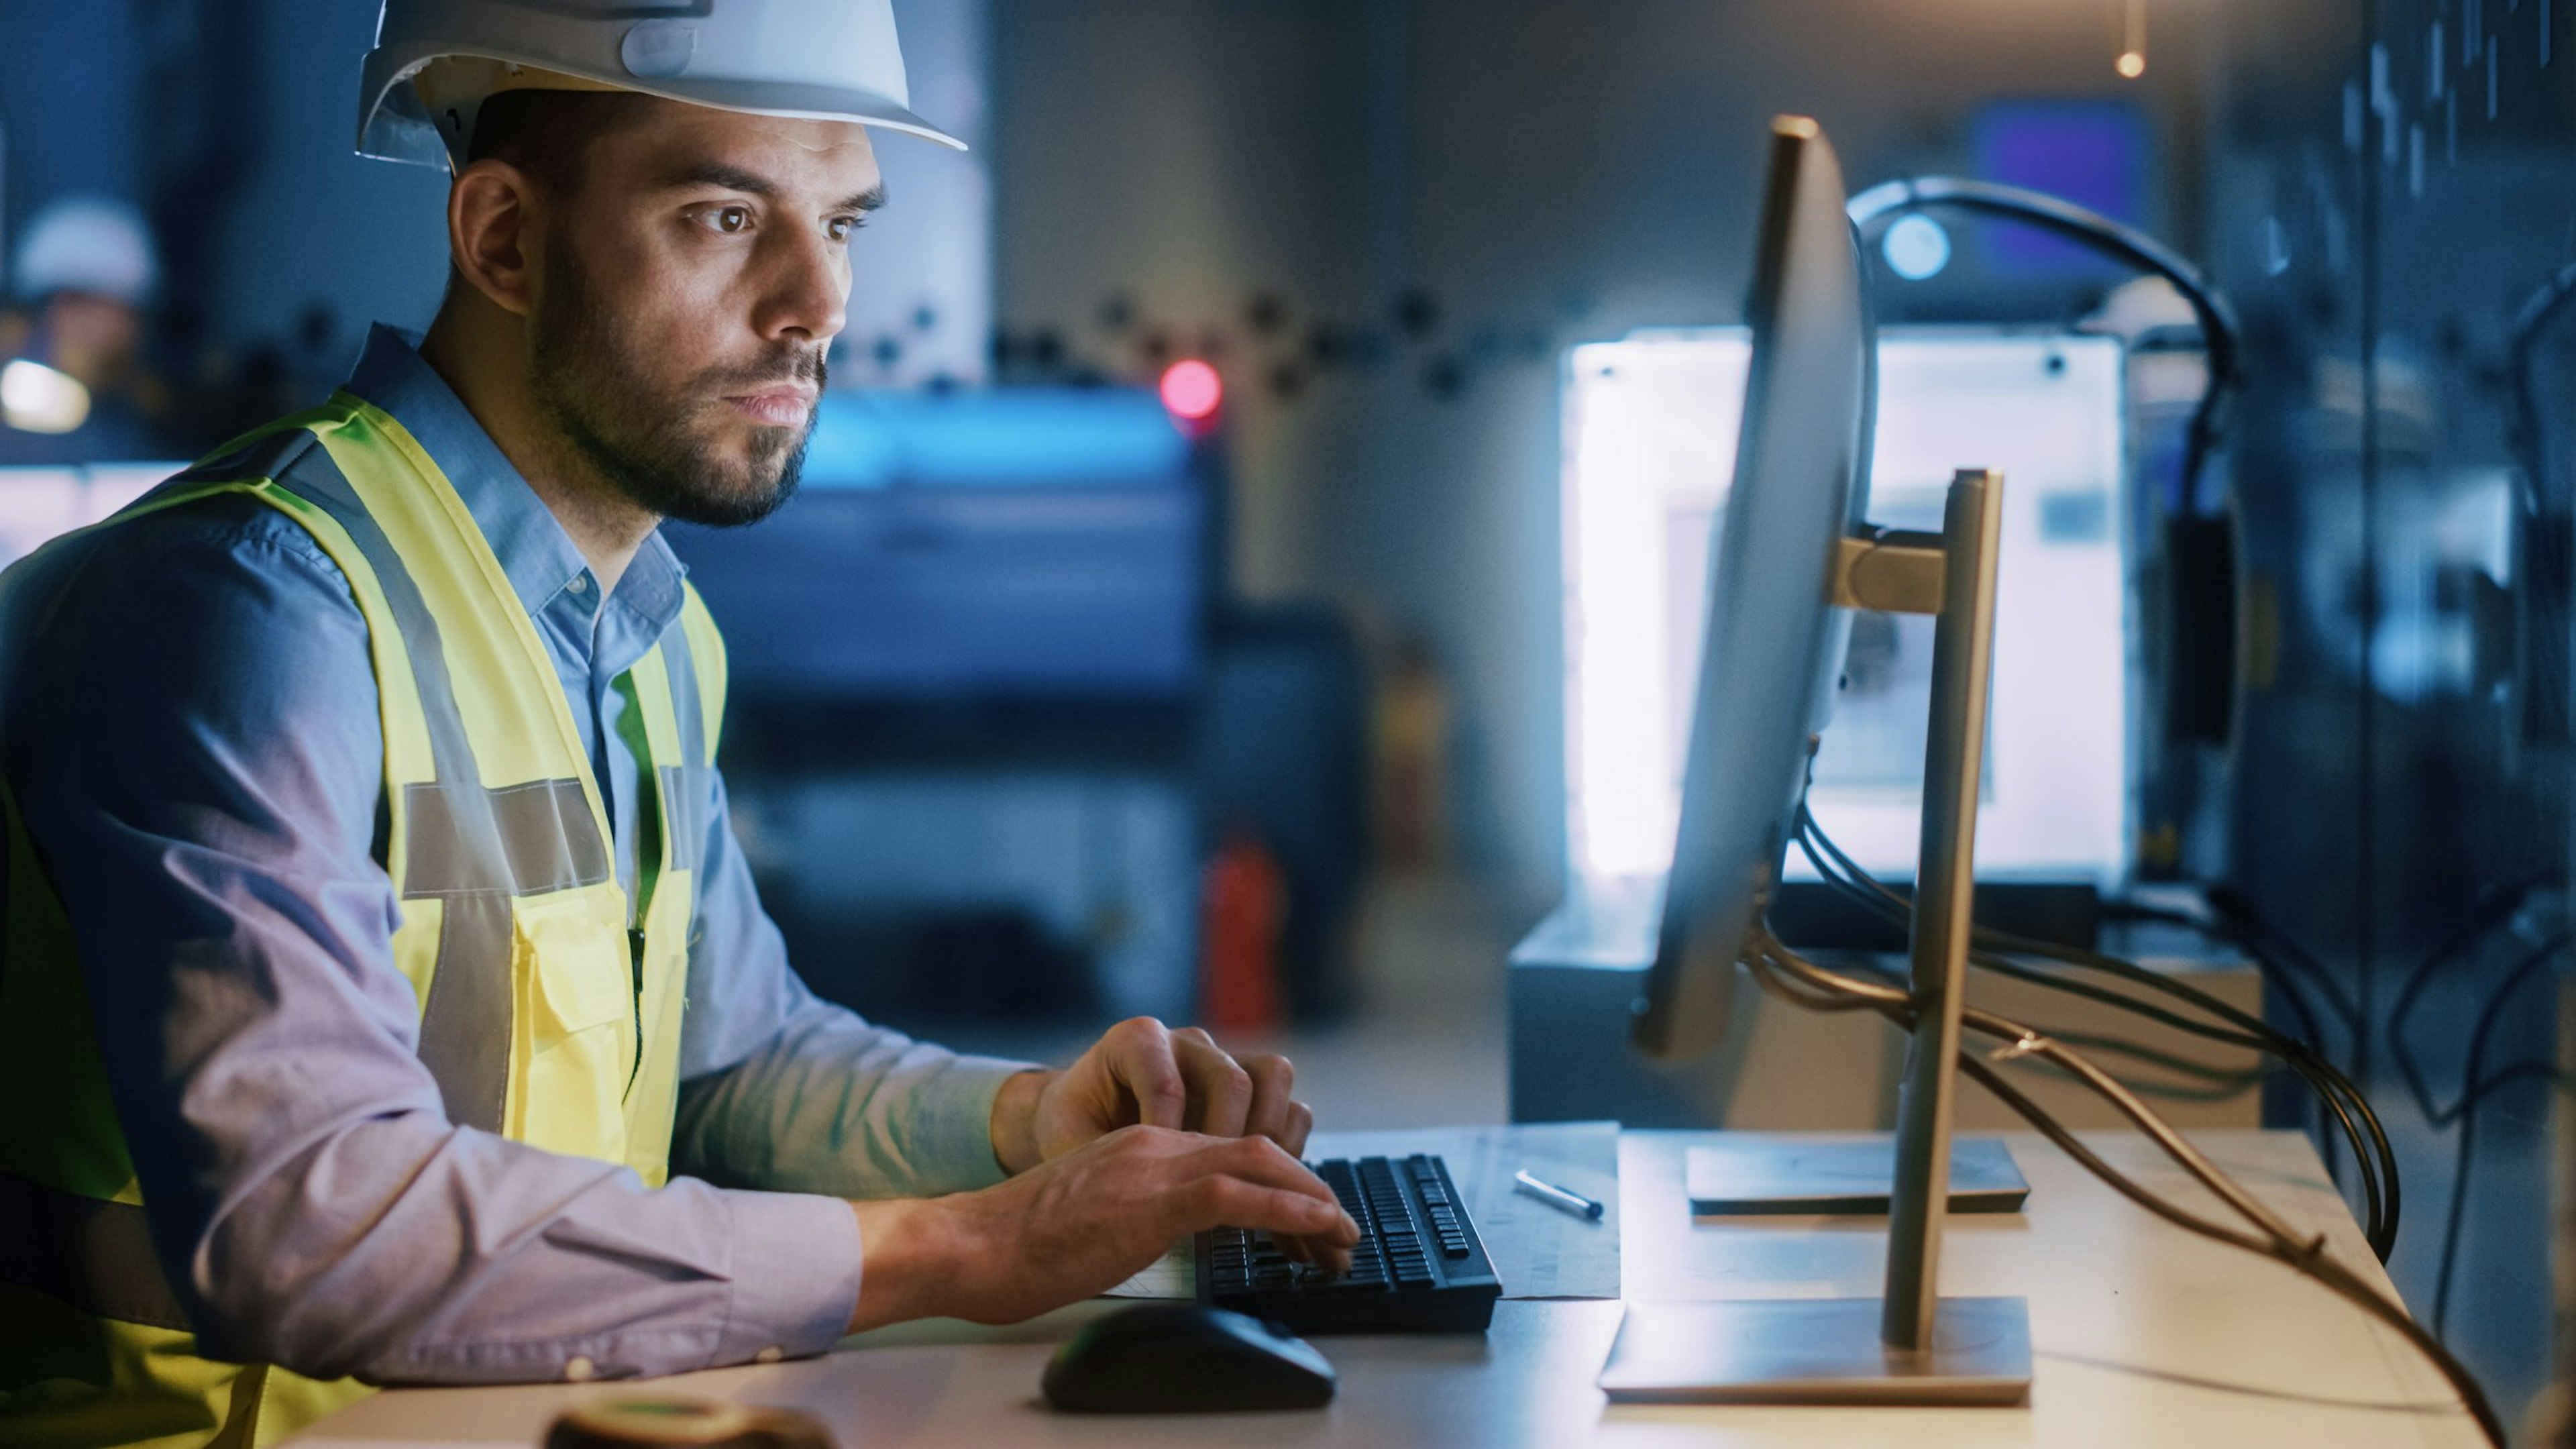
[0,1171,187,1331]
[171,431,612,1132]
[653,622,710,874]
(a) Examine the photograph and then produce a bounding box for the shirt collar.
[340,323,688,639]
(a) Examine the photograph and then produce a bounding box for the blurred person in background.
[0,197,172,463]
[0,5,1354,1448]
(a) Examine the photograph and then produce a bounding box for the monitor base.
[1686,1135,2029,1216]
[1598,1297,2033,1406]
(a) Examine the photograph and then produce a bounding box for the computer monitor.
[1601,115,2031,1405]
[1633,116,1872,1062]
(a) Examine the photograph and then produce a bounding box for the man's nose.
[755,227,849,345]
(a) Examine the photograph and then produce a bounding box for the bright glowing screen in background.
[0,466,181,570]
[1561,328,2131,889]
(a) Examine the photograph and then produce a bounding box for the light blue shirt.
[0,325,1031,1383]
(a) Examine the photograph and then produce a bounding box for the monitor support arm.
[1872,468,2010,1355]
[1830,527,1948,614]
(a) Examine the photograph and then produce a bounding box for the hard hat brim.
[357,45,967,169]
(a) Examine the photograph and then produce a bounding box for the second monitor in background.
[1561,327,2130,900]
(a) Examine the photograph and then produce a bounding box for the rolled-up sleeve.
[3,500,862,1383]
[670,767,1035,1202]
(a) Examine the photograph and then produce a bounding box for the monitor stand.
[1601,468,2035,1406]
[1686,1135,2028,1216]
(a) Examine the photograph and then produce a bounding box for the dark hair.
[464,87,656,197]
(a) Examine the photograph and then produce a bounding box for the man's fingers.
[1196,1137,1359,1246]
[1152,1137,1358,1275]
[1280,1101,1315,1159]
[1172,1028,1254,1138]
[1108,1017,1187,1130]
[1240,1054,1297,1145]
[1181,1177,1348,1242]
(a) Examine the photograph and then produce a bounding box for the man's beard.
[527,241,823,529]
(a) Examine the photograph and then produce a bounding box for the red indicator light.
[1159,359,1224,423]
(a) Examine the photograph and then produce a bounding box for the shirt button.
[566,574,590,596]
[564,1356,596,1382]
[755,1346,784,1364]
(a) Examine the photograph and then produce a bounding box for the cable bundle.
[1780,809,2501,1446]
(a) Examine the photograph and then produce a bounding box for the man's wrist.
[847,1197,956,1334]
[989,1068,1054,1176]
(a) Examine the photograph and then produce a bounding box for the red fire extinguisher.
[1201,826,1287,1036]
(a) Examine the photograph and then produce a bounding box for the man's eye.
[701,206,752,234]
[828,216,865,242]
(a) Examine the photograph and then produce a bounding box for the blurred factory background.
[9,0,2576,1436]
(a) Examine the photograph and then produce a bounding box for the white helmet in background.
[11,197,160,307]
[355,0,965,172]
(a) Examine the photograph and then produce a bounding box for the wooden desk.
[295,1130,2481,1448]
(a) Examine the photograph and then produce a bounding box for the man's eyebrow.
[657,163,887,215]
[659,160,782,198]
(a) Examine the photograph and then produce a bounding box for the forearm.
[185,1098,861,1384]
[673,992,1037,1197]
[672,779,1038,1197]
[835,1128,1359,1334]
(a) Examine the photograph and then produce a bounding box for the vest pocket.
[512,888,635,1167]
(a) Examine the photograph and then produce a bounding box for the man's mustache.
[704,347,829,394]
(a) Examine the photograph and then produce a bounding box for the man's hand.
[989,1016,1312,1175]
[847,1126,1359,1332]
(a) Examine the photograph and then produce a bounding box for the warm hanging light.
[0,360,91,435]
[2114,0,2147,78]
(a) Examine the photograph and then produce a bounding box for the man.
[0,5,1357,1447]
[0,197,170,462]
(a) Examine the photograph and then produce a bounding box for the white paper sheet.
[1102,1238,1195,1298]
[1093,1122,1621,1301]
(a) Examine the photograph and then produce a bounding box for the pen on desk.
[1513,1169,1605,1221]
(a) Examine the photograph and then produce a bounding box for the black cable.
[2095,894,2379,1208]
[1740,936,2506,1447]
[1846,176,2241,517]
[1803,814,2399,1225]
[2035,1028,2267,1091]
[1792,817,2390,1244]
[1762,892,2380,1242]
[2430,935,2569,1338]
[2098,900,2340,1057]
[2198,885,2365,1036]
[2385,877,2548,1124]
[2508,260,2576,517]
[1795,810,2400,1256]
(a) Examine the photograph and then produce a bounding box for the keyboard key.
[1198,1152,1498,1333]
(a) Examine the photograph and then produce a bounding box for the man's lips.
[722,386,818,427]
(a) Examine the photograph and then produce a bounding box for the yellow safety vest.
[0,392,724,1449]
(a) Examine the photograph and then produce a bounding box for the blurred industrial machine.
[669,383,1366,1029]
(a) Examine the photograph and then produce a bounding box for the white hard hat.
[11,197,159,307]
[356,0,964,171]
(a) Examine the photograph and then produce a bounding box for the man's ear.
[447,158,543,319]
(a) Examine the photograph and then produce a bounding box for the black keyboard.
[1195,1153,1501,1334]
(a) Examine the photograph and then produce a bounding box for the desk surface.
[297,1129,2481,1448]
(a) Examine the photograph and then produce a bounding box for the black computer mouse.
[1041,1303,1337,1413]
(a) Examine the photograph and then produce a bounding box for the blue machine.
[665,387,1210,700]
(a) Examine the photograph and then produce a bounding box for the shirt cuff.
[920,1054,1042,1193]
[713,1189,863,1366]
